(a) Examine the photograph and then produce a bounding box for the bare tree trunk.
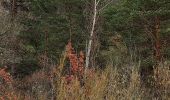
[44,30,48,70]
[152,16,162,62]
[85,0,97,71]
[140,12,162,63]
[85,0,113,71]
[11,0,17,17]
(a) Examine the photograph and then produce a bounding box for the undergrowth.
[0,42,169,100]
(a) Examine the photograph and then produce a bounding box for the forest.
[0,0,170,100]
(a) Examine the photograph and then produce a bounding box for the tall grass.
[54,62,169,100]
[0,61,169,100]
[0,42,169,100]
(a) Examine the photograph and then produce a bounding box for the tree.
[104,0,170,63]
[20,0,86,67]
[85,0,115,70]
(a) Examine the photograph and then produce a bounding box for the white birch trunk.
[85,0,113,71]
[85,0,98,71]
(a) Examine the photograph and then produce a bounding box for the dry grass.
[153,62,170,100]
[0,54,169,100]
[53,57,169,100]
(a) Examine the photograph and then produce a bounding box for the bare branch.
[98,0,114,13]
[96,0,101,6]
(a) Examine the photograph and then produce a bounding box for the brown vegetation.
[0,43,169,100]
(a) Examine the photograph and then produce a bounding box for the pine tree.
[104,0,170,63]
[20,0,86,65]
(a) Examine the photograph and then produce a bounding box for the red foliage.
[0,67,13,84]
[66,41,79,73]
[65,75,74,84]
[0,67,17,100]
[65,41,85,83]
[66,41,84,75]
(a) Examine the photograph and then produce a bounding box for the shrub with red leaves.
[0,67,13,84]
[0,67,16,100]
[65,41,85,83]
[66,41,84,75]
[66,41,79,73]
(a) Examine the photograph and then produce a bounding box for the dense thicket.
[0,0,170,100]
[0,0,170,76]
